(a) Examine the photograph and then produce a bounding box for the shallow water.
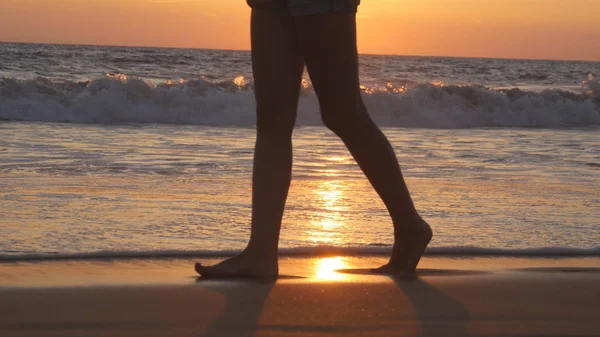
[1,122,598,258]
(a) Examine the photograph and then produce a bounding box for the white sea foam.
[1,246,599,261]
[583,73,600,97]
[1,75,598,128]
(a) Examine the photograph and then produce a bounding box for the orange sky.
[0,0,598,61]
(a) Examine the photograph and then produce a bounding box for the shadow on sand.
[194,277,275,337]
[336,268,472,337]
[193,274,309,336]
[194,269,471,337]
[392,275,471,337]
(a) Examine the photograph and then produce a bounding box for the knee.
[320,105,366,138]
[321,110,350,136]
[256,104,296,138]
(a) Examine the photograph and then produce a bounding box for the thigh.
[251,9,305,131]
[293,13,361,115]
[286,0,360,16]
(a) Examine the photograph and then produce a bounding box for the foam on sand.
[2,246,600,262]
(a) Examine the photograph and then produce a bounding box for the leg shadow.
[195,278,275,337]
[392,276,471,337]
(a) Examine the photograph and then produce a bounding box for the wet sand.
[1,256,599,337]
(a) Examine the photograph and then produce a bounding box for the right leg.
[196,8,304,278]
[294,13,432,274]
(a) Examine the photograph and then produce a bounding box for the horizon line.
[1,40,599,63]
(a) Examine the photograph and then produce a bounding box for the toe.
[371,265,392,274]
[195,262,206,275]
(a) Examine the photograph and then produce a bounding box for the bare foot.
[195,250,279,279]
[373,218,433,275]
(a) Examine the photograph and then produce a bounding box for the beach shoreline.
[1,256,599,337]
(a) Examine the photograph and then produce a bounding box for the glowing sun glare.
[315,257,348,281]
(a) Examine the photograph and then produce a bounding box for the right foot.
[195,250,279,279]
[373,218,433,275]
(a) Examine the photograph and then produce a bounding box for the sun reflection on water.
[314,257,348,281]
[308,178,350,245]
[233,76,246,87]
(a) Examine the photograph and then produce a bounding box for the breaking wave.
[1,74,599,128]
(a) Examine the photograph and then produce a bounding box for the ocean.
[0,42,599,260]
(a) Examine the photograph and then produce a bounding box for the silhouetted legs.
[196,10,432,278]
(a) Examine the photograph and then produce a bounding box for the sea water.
[1,43,599,260]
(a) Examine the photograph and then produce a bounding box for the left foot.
[195,249,279,279]
[373,218,433,275]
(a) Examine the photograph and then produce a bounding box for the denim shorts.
[250,0,360,16]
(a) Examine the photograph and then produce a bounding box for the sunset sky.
[0,0,598,61]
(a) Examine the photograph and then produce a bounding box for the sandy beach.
[1,256,599,337]
[2,2,600,337]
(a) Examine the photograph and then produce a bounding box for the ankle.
[393,213,422,231]
[243,245,278,262]
[394,217,432,240]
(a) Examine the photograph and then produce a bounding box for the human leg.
[196,8,304,278]
[294,13,432,274]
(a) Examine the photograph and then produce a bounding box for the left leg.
[195,8,304,278]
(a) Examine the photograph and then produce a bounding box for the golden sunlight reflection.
[307,179,350,245]
[317,187,342,210]
[314,257,348,281]
[106,73,129,83]
[319,219,339,231]
[166,78,185,85]
[359,84,375,94]
[318,169,343,177]
[233,76,246,87]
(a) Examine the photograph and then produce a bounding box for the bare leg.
[294,13,432,274]
[196,9,304,278]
